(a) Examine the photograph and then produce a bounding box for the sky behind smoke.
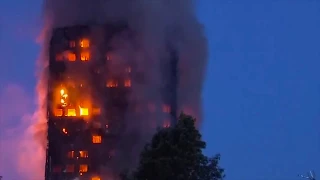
[1,0,320,180]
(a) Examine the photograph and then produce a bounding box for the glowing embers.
[67,151,74,158]
[66,165,75,172]
[80,39,90,48]
[106,79,118,88]
[92,176,101,180]
[162,104,171,113]
[79,150,89,158]
[124,79,131,87]
[80,51,90,61]
[92,135,102,144]
[62,128,68,134]
[79,164,88,173]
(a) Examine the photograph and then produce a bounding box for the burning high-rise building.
[36,1,207,180]
[44,22,178,180]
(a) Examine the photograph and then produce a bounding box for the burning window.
[92,135,102,144]
[66,52,76,61]
[92,177,101,180]
[79,107,89,116]
[66,165,74,172]
[162,105,171,113]
[69,41,76,48]
[79,151,89,158]
[67,109,76,116]
[60,89,68,107]
[124,79,131,87]
[62,128,68,134]
[79,164,88,172]
[92,108,101,115]
[80,51,90,61]
[67,151,74,158]
[54,109,63,116]
[80,39,90,48]
[106,80,118,88]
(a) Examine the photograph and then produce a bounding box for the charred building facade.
[45,23,178,180]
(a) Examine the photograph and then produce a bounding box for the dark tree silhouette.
[128,113,224,180]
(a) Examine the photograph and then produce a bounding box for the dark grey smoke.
[37,0,208,178]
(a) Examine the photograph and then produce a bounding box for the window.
[67,109,76,116]
[124,79,131,87]
[148,103,156,112]
[92,135,102,144]
[79,151,89,158]
[162,105,171,113]
[66,52,76,61]
[79,164,88,172]
[66,165,74,172]
[92,108,101,115]
[52,166,62,173]
[56,54,64,61]
[106,80,118,88]
[80,51,90,61]
[80,39,90,48]
[163,120,170,128]
[54,109,63,116]
[106,53,112,61]
[92,177,101,180]
[69,41,76,48]
[67,151,74,158]
[62,128,67,134]
[79,107,89,116]
[125,67,131,73]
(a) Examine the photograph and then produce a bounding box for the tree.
[131,113,225,180]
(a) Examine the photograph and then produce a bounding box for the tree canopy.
[128,113,224,180]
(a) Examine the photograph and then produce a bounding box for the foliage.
[127,113,224,180]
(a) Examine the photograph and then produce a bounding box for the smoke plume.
[35,0,207,178]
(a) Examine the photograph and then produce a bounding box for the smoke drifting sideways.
[0,84,45,180]
[34,0,207,178]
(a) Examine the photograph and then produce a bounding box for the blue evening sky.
[0,0,319,180]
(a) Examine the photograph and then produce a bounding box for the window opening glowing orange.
[106,80,118,88]
[67,151,74,158]
[79,164,88,172]
[67,109,76,116]
[79,151,89,158]
[80,51,90,61]
[92,135,102,144]
[80,39,89,48]
[66,52,76,61]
